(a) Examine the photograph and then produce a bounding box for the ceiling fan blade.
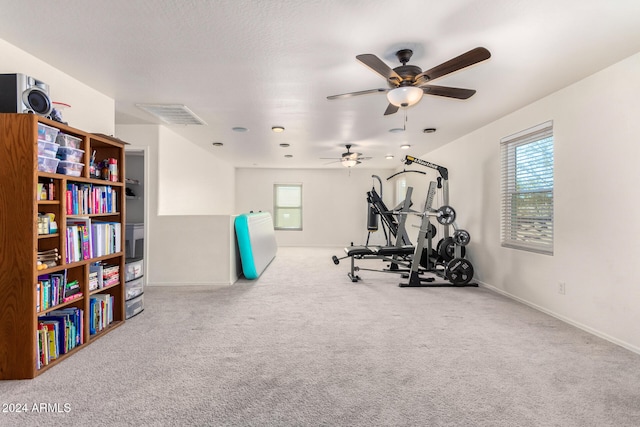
[320,157,341,160]
[414,47,491,83]
[327,88,388,100]
[421,85,476,99]
[357,157,372,161]
[384,103,399,115]
[356,54,402,83]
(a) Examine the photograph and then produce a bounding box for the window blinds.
[500,121,554,254]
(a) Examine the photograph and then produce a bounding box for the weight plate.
[427,223,437,238]
[445,258,474,285]
[436,205,456,225]
[438,237,466,262]
[453,229,471,246]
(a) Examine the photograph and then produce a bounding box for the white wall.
[235,168,395,247]
[404,51,640,353]
[157,127,235,215]
[149,215,238,285]
[116,124,238,285]
[0,39,114,134]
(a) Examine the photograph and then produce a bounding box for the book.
[63,280,81,300]
[39,315,69,355]
[90,263,104,289]
[39,320,59,361]
[90,294,113,332]
[36,282,41,313]
[67,217,93,259]
[49,308,83,347]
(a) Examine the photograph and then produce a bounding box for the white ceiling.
[1,0,640,169]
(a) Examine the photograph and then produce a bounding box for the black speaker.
[0,73,53,117]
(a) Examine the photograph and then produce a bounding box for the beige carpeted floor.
[1,247,639,426]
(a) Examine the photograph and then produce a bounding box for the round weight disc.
[453,229,471,246]
[438,237,466,262]
[438,237,454,261]
[427,223,437,238]
[445,258,474,285]
[436,205,456,225]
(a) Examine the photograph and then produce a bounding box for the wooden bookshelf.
[0,113,126,379]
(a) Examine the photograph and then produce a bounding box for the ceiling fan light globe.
[386,86,423,108]
[342,159,358,167]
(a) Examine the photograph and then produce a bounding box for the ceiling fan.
[327,47,491,115]
[321,145,371,168]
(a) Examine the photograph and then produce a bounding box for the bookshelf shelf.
[38,294,84,315]
[0,113,127,380]
[35,343,86,375]
[38,233,60,239]
[89,320,124,341]
[90,281,121,296]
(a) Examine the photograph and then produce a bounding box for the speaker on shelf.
[0,73,53,117]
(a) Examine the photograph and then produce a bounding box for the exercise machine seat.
[376,245,415,256]
[344,246,376,257]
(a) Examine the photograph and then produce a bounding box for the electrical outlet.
[558,282,566,295]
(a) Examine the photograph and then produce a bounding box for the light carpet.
[1,247,639,426]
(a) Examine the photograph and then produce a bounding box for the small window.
[500,121,554,254]
[274,184,302,230]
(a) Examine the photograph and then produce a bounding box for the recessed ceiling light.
[212,142,223,147]
[272,126,285,133]
[400,144,411,149]
[232,126,248,132]
[389,128,405,133]
[385,154,394,159]
[279,143,290,148]
[423,128,436,133]
[284,154,293,158]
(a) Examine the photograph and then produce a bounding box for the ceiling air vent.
[135,103,206,125]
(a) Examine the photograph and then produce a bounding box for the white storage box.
[125,258,144,281]
[38,140,59,158]
[57,160,84,176]
[56,132,82,149]
[125,276,144,300]
[125,294,144,319]
[38,156,60,173]
[57,146,84,162]
[37,123,59,142]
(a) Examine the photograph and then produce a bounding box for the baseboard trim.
[148,282,233,287]
[478,281,640,356]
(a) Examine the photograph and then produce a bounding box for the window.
[500,121,554,254]
[274,184,302,230]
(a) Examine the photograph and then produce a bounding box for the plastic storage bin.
[38,140,59,158]
[125,259,144,281]
[57,146,84,163]
[38,156,60,173]
[37,123,59,143]
[125,294,144,319]
[125,277,144,300]
[57,160,84,176]
[56,133,82,149]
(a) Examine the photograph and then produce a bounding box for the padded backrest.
[234,212,278,280]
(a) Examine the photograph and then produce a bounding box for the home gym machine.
[365,174,412,247]
[398,155,476,287]
[332,155,477,287]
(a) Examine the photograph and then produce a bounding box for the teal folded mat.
[235,212,278,279]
